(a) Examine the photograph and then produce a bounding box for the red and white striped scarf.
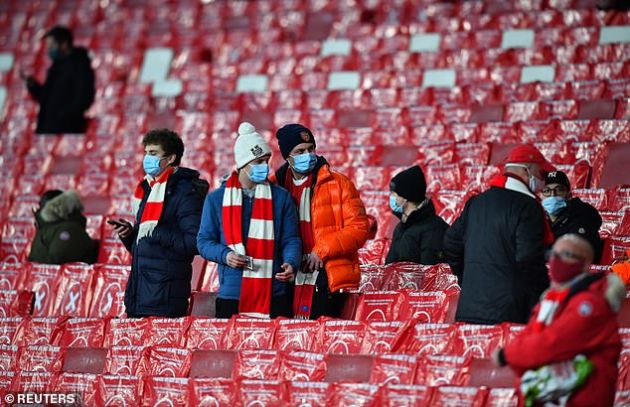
[532,288,570,332]
[222,172,275,318]
[286,172,317,319]
[132,167,174,243]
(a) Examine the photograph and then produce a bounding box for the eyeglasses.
[541,185,568,197]
[551,249,585,263]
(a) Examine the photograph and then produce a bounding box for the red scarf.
[489,174,555,246]
[222,172,275,318]
[532,288,570,332]
[286,171,317,319]
[132,167,174,243]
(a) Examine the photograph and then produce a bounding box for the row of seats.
[2,313,629,355]
[0,373,524,407]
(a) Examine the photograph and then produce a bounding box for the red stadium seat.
[143,377,190,406]
[103,318,148,348]
[233,349,281,380]
[429,386,487,407]
[453,324,505,359]
[104,346,149,376]
[320,320,367,355]
[94,375,143,406]
[145,347,192,377]
[287,381,331,406]
[59,318,106,348]
[361,320,412,355]
[415,355,471,387]
[402,323,456,357]
[223,318,276,351]
[88,265,129,318]
[62,348,107,374]
[0,290,32,318]
[19,344,65,372]
[354,291,405,322]
[274,319,320,352]
[0,344,19,371]
[370,354,418,385]
[325,354,374,382]
[54,373,98,405]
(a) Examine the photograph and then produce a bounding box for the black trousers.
[309,287,347,319]
[215,294,293,319]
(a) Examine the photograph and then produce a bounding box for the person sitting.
[28,190,99,264]
[493,234,624,407]
[541,170,603,263]
[385,165,448,265]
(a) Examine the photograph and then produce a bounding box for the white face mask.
[506,164,544,193]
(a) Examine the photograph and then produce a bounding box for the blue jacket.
[121,167,208,317]
[197,181,301,300]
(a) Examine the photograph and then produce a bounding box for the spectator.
[28,189,99,265]
[443,144,555,324]
[197,122,301,319]
[272,123,370,319]
[111,129,208,318]
[493,234,624,407]
[612,250,630,285]
[542,171,603,263]
[24,25,95,134]
[385,165,448,265]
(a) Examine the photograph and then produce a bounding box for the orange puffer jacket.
[272,161,370,292]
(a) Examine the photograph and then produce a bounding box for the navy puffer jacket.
[121,167,208,317]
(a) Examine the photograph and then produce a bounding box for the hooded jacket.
[503,272,625,407]
[121,167,208,318]
[28,190,99,265]
[443,175,550,324]
[27,47,95,134]
[385,199,448,265]
[550,197,603,263]
[273,156,370,292]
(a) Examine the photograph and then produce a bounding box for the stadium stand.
[0,0,629,405]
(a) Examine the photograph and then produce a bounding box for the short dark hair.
[44,25,73,46]
[142,128,185,166]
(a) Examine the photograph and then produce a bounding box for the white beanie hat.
[233,122,271,169]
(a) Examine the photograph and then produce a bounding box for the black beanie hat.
[275,123,316,159]
[390,165,427,203]
[545,170,570,188]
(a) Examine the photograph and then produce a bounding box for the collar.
[489,173,536,199]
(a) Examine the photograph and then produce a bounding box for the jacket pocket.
[137,268,170,310]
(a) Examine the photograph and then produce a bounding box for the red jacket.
[504,273,625,407]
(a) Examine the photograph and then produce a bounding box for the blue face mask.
[389,195,404,214]
[247,163,269,183]
[542,196,567,216]
[143,155,164,177]
[48,47,60,61]
[290,152,317,174]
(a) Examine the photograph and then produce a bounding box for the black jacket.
[121,168,209,318]
[27,47,95,134]
[550,197,603,263]
[443,185,549,325]
[385,200,448,265]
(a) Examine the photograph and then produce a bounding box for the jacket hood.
[39,190,83,223]
[170,167,209,196]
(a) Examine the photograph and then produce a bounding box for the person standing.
[541,171,603,263]
[385,165,448,265]
[272,123,370,319]
[24,26,95,134]
[443,144,556,324]
[197,122,301,319]
[111,129,208,318]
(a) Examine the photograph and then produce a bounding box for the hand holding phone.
[108,218,133,238]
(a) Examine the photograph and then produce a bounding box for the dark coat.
[28,191,99,265]
[550,197,603,263]
[443,184,550,325]
[121,168,209,318]
[27,47,95,134]
[385,200,448,265]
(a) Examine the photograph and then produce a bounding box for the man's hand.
[226,252,248,268]
[306,251,323,272]
[109,219,133,239]
[276,263,294,282]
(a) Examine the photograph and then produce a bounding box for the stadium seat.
[189,350,235,378]
[62,347,107,374]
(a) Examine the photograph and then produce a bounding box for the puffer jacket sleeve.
[313,174,370,261]
[278,190,302,270]
[197,189,232,265]
[150,182,204,258]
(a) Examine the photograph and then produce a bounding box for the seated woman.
[28,189,99,264]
